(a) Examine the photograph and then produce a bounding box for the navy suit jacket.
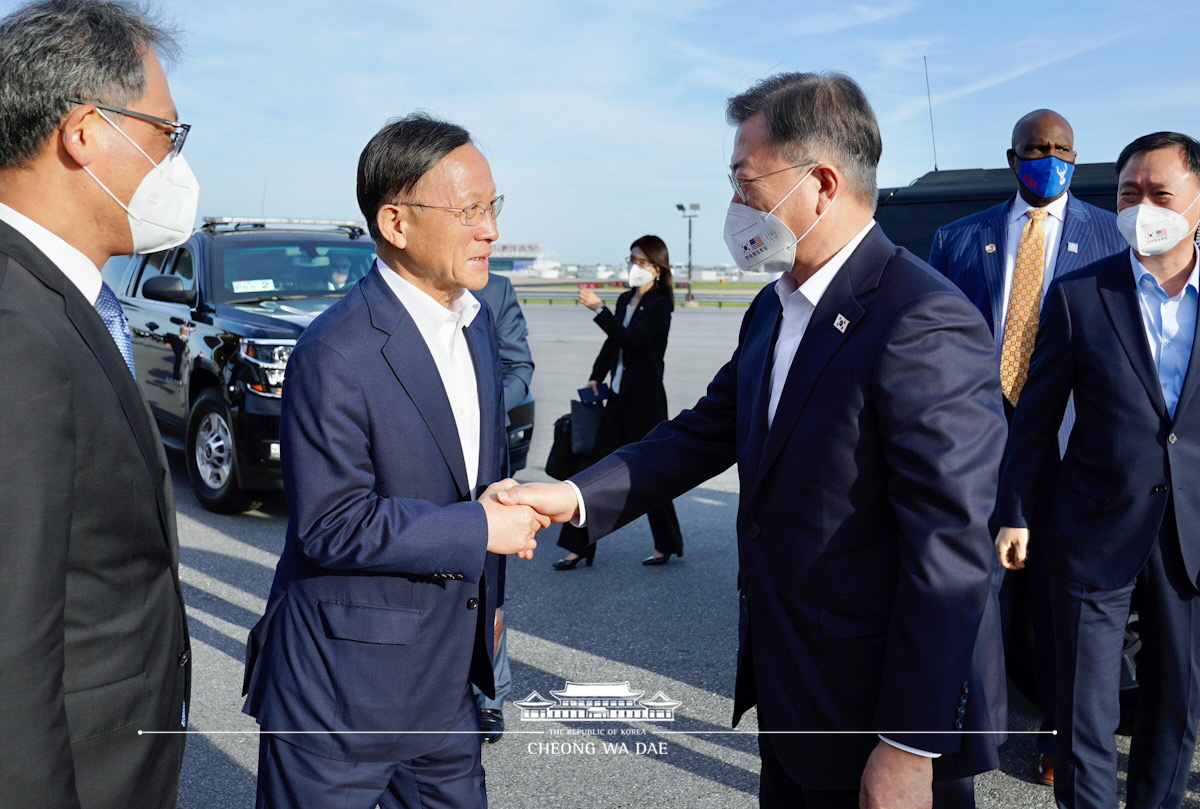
[243,266,506,761]
[572,226,1008,789]
[929,193,1124,340]
[474,273,533,415]
[996,251,1200,590]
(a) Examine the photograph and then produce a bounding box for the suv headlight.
[239,338,296,397]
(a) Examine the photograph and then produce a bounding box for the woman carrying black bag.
[551,235,684,570]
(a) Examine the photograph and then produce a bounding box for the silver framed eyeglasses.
[728,163,814,205]
[396,195,504,226]
[68,98,191,154]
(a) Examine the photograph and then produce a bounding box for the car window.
[101,254,136,295]
[134,250,172,297]
[213,240,377,303]
[173,247,196,291]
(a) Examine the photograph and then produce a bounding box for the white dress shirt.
[0,202,102,303]
[768,220,876,425]
[375,260,482,492]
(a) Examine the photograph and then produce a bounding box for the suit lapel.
[0,221,174,538]
[738,289,783,492]
[367,271,471,496]
[750,229,884,495]
[1055,195,1089,277]
[1097,255,1169,420]
[980,206,1008,333]
[464,307,501,491]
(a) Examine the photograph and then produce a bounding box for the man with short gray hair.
[0,1,194,807]
[501,71,1007,808]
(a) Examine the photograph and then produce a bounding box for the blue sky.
[14,0,1197,266]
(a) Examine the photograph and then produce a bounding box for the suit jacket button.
[1152,484,1168,495]
[177,650,191,667]
[466,597,479,610]
[740,594,749,609]
[1169,433,1178,444]
[747,524,761,539]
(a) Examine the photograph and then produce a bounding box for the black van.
[875,162,1118,260]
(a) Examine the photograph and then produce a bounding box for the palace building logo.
[514,681,681,722]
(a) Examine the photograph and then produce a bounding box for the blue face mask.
[1015,155,1075,199]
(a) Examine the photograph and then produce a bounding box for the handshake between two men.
[480,480,579,559]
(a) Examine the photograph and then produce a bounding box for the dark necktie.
[94,281,136,378]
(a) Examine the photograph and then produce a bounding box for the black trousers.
[1053,508,1200,809]
[557,389,683,560]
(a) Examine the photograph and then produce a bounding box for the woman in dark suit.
[552,235,684,569]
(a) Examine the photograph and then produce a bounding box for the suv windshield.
[213,240,377,304]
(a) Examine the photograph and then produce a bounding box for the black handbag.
[569,400,604,455]
[545,413,577,481]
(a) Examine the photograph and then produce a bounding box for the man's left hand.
[860,741,932,809]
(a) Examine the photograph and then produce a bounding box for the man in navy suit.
[242,114,545,809]
[996,132,1200,809]
[929,110,1125,787]
[502,72,1007,809]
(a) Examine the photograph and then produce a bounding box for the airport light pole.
[676,203,700,307]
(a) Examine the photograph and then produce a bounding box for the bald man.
[929,109,1125,787]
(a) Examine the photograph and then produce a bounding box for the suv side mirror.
[142,274,197,307]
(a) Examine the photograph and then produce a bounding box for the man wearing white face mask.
[996,132,1200,809]
[500,71,1007,808]
[0,2,193,807]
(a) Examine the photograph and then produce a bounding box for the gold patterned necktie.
[999,207,1049,404]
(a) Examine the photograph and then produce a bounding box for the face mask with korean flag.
[723,164,832,273]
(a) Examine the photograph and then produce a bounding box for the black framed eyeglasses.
[396,195,503,226]
[728,162,814,205]
[68,98,191,155]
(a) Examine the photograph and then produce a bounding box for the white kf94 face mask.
[82,109,200,255]
[626,264,655,288]
[1116,191,1200,257]
[723,164,834,274]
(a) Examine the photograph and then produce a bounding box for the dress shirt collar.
[0,201,103,304]
[373,258,481,337]
[1130,245,1200,299]
[775,220,877,309]
[1007,192,1068,226]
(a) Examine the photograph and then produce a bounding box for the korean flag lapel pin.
[833,313,850,333]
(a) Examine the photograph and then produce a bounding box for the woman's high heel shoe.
[641,552,679,566]
[551,555,593,570]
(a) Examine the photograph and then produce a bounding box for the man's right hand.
[497,481,580,524]
[480,479,547,559]
[996,526,1030,570]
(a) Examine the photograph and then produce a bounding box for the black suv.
[103,217,534,513]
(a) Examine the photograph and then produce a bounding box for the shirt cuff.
[564,480,586,527]
[878,736,940,758]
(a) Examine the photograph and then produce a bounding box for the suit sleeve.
[491,279,534,414]
[870,291,1007,752]
[995,279,1075,528]
[573,296,760,536]
[591,293,671,351]
[0,311,83,808]
[280,338,488,580]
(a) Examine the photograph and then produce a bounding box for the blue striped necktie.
[94,281,135,378]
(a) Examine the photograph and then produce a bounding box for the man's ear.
[812,164,839,213]
[59,105,103,168]
[375,204,407,251]
[1006,148,1018,173]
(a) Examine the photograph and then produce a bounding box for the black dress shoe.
[479,709,504,744]
[551,555,593,570]
[642,553,676,566]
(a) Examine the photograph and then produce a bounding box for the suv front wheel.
[187,389,248,513]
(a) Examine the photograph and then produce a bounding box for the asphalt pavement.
[172,301,1198,808]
